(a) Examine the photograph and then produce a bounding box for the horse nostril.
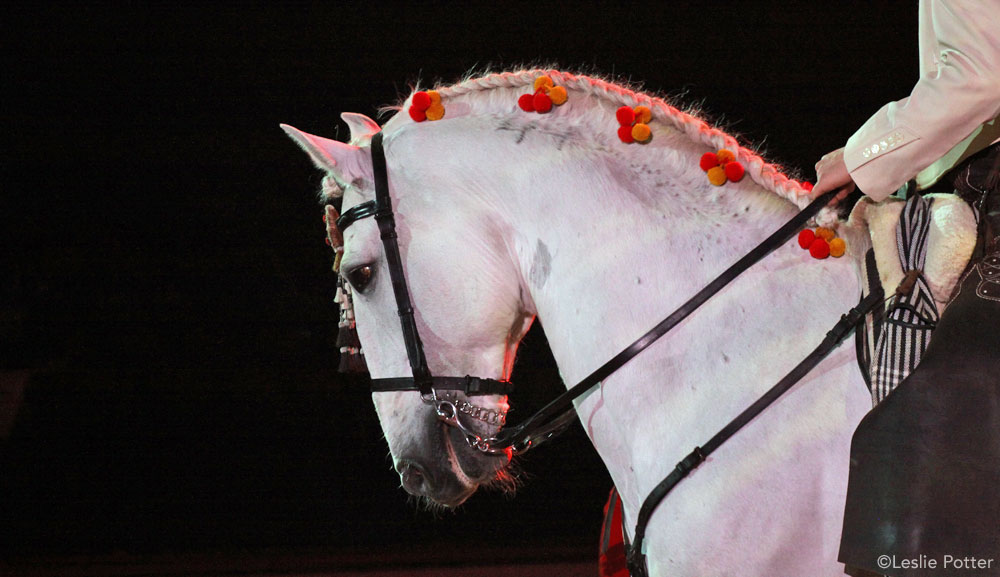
[397,460,431,495]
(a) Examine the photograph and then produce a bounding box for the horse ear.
[281,124,371,194]
[340,112,380,145]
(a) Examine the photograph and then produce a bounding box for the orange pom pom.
[699,152,719,171]
[533,76,554,91]
[425,103,445,121]
[616,106,635,126]
[427,90,441,105]
[716,149,736,165]
[829,237,846,258]
[809,237,830,259]
[724,162,745,182]
[633,106,652,124]
[815,227,836,242]
[707,166,727,186]
[617,125,635,143]
[548,86,568,105]
[797,229,815,249]
[631,123,652,143]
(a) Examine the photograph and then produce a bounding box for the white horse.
[284,69,882,576]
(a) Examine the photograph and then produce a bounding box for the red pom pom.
[411,91,431,111]
[517,93,535,112]
[408,107,426,122]
[616,106,635,126]
[699,152,719,172]
[724,161,745,182]
[533,91,553,113]
[618,125,635,143]
[797,229,815,249]
[809,237,830,259]
[802,181,814,192]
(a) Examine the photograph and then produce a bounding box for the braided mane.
[390,68,836,226]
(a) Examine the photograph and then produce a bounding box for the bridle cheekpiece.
[335,132,516,453]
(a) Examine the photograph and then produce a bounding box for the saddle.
[840,148,1000,576]
[847,193,978,401]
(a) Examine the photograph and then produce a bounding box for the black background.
[2,1,915,568]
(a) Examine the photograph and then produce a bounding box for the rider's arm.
[843,0,1000,201]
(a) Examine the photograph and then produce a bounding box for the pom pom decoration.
[809,237,831,259]
[408,90,444,123]
[796,226,847,259]
[533,75,554,91]
[533,91,553,113]
[724,161,745,182]
[829,237,846,258]
[617,125,635,144]
[699,149,744,185]
[631,123,652,143]
[797,229,815,249]
[707,166,728,186]
[801,181,814,192]
[548,85,568,105]
[425,103,445,121]
[815,227,836,242]
[411,91,431,111]
[408,107,427,122]
[616,106,636,126]
[699,152,720,171]
[616,105,654,144]
[518,76,569,115]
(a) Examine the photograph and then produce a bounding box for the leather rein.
[338,131,855,453]
[340,131,884,576]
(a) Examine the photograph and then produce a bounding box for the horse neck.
[486,128,867,522]
[493,128,820,385]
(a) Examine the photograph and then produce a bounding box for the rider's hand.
[812,147,856,206]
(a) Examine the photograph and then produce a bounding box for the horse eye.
[347,265,374,293]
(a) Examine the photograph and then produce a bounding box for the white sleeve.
[843,0,1000,201]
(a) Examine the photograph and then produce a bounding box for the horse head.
[284,69,844,512]
[283,114,534,508]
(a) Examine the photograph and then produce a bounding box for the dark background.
[2,1,915,571]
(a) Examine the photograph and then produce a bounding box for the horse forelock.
[381,68,837,227]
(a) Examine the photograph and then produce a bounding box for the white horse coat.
[285,70,880,576]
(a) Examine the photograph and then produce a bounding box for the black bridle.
[338,130,884,576]
[337,132,514,448]
[338,131,853,452]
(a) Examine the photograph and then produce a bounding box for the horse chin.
[397,421,512,509]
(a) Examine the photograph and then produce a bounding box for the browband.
[336,200,376,231]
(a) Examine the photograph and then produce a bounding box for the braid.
[424,68,836,226]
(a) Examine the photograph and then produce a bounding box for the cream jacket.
[844,0,1000,201]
